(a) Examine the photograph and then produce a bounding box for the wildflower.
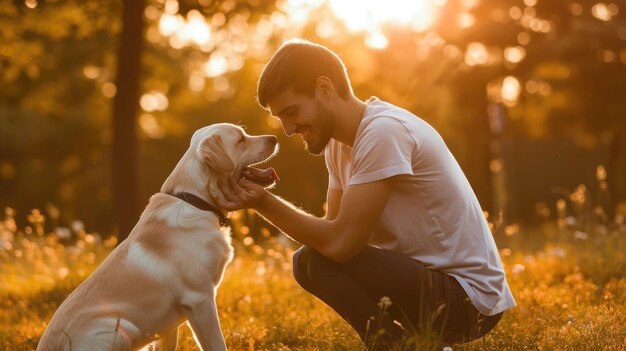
[255,263,266,276]
[4,207,15,218]
[84,234,96,244]
[378,296,392,309]
[104,235,118,247]
[46,204,60,220]
[512,263,525,274]
[574,231,588,241]
[596,164,607,181]
[26,209,44,225]
[0,239,11,250]
[564,216,577,226]
[567,315,575,324]
[58,267,69,278]
[505,224,520,236]
[54,227,71,240]
[570,184,587,204]
[71,220,85,233]
[551,247,566,258]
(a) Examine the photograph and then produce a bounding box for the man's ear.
[197,134,235,173]
[316,76,334,99]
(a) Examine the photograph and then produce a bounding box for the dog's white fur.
[37,123,278,351]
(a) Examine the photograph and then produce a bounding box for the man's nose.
[268,135,278,146]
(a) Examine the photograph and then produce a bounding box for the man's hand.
[215,176,269,211]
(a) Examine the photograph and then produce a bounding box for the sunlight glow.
[159,13,184,37]
[184,10,211,45]
[83,66,100,79]
[328,0,440,32]
[592,3,619,21]
[458,13,475,28]
[283,0,443,48]
[509,6,522,20]
[164,0,179,15]
[140,92,169,112]
[517,32,531,45]
[139,114,166,139]
[465,42,488,66]
[25,0,37,9]
[365,32,389,50]
[203,54,229,78]
[188,72,205,92]
[159,10,212,48]
[525,79,539,94]
[569,3,583,16]
[504,46,526,64]
[101,83,117,98]
[501,76,521,106]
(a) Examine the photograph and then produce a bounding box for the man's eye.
[281,107,297,118]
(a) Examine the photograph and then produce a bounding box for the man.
[216,39,516,349]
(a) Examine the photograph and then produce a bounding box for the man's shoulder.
[363,99,438,141]
[363,100,425,131]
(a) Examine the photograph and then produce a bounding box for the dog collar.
[166,192,229,227]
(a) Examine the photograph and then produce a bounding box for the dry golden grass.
[1,201,625,350]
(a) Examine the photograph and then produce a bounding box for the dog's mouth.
[241,166,279,187]
[240,146,280,187]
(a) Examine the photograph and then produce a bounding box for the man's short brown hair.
[257,39,352,109]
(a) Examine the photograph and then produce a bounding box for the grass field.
[1,200,625,351]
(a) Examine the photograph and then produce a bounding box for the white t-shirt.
[324,97,516,316]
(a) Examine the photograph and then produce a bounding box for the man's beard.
[304,100,335,156]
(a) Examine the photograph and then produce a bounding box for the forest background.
[1,0,625,236]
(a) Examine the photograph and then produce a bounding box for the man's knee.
[292,246,313,286]
[292,246,339,285]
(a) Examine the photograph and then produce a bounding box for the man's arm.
[217,178,392,263]
[324,187,342,221]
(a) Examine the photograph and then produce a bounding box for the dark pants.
[292,245,502,349]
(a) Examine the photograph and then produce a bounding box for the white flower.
[378,296,392,309]
[512,264,526,274]
[551,247,566,258]
[574,231,588,240]
[71,220,85,233]
[54,227,71,239]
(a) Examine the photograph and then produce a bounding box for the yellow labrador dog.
[37,123,279,351]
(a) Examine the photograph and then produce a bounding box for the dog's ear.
[198,134,235,173]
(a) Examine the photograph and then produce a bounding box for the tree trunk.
[112,0,145,241]
[607,131,624,216]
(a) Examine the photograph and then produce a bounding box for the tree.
[112,0,146,239]
[434,0,626,216]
